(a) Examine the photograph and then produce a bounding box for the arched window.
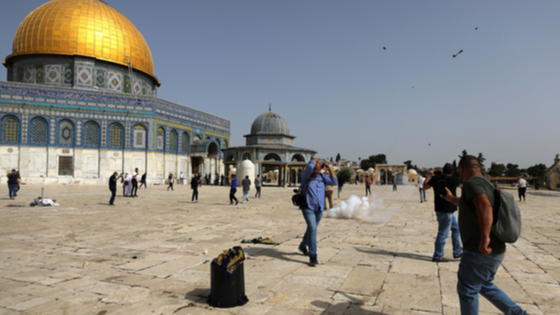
[84,121,100,147]
[222,139,228,149]
[156,127,165,151]
[58,120,74,146]
[109,123,124,149]
[181,132,190,154]
[2,116,19,143]
[169,130,178,152]
[31,117,48,145]
[133,124,146,149]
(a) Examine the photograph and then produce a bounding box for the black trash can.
[209,260,248,308]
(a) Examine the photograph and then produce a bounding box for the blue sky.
[2,1,559,169]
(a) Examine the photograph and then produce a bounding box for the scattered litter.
[30,197,59,207]
[132,256,137,259]
[241,237,279,245]
[203,250,208,255]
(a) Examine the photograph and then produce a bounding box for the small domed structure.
[408,169,418,175]
[251,112,290,135]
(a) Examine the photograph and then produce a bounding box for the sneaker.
[229,203,234,206]
[432,257,448,263]
[453,253,463,259]
[309,255,318,267]
[235,201,239,205]
[298,246,308,256]
[191,201,195,204]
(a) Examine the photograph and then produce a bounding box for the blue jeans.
[419,188,426,201]
[300,209,323,256]
[338,186,343,196]
[242,190,249,202]
[434,212,462,260]
[109,186,116,204]
[8,184,18,198]
[457,250,526,315]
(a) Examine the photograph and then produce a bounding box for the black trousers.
[229,188,238,203]
[366,186,371,196]
[518,187,526,200]
[255,186,261,198]
[131,179,138,196]
[192,188,198,201]
[109,186,116,204]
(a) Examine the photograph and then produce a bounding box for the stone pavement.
[0,183,559,315]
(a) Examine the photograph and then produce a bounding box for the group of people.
[108,168,146,205]
[295,156,526,314]
[416,158,526,315]
[227,174,262,205]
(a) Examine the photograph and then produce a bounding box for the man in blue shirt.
[298,158,338,266]
[229,174,239,205]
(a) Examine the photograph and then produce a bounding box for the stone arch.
[30,117,49,145]
[108,122,124,149]
[264,152,282,162]
[291,153,305,162]
[225,153,236,162]
[193,134,202,141]
[207,140,219,158]
[1,115,20,143]
[181,131,190,154]
[242,152,252,160]
[84,120,100,148]
[156,126,165,151]
[58,119,75,146]
[169,129,178,153]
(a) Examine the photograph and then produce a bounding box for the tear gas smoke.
[327,194,396,223]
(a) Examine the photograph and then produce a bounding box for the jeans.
[191,189,198,201]
[300,209,323,256]
[255,187,261,198]
[338,186,343,197]
[131,179,138,196]
[8,184,18,198]
[109,186,116,204]
[457,250,526,315]
[419,188,426,201]
[242,190,249,202]
[434,212,462,260]
[229,188,238,203]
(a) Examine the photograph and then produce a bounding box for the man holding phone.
[423,163,462,262]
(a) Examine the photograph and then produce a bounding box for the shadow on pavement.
[245,246,309,265]
[355,247,432,262]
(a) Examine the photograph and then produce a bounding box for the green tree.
[336,168,352,183]
[403,160,417,170]
[489,163,505,177]
[505,163,521,177]
[458,150,485,172]
[527,163,547,178]
[336,153,341,162]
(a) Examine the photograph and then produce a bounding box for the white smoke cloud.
[326,193,395,223]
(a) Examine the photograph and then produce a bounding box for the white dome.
[408,169,418,175]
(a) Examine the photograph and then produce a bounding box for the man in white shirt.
[180,172,184,185]
[418,176,427,203]
[517,176,527,202]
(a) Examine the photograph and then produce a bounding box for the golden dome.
[6,0,158,84]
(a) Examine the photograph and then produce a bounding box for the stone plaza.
[1,183,559,314]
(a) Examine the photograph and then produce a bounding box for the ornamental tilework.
[101,120,107,147]
[50,118,56,145]
[45,65,62,85]
[125,121,131,148]
[23,66,34,83]
[76,65,93,86]
[95,69,106,88]
[76,121,81,146]
[133,79,142,95]
[21,115,28,143]
[64,66,73,85]
[124,75,131,94]
[35,65,44,84]
[107,72,123,92]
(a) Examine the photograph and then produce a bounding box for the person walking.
[7,169,19,200]
[337,176,345,199]
[229,174,239,205]
[108,171,121,205]
[241,175,251,203]
[191,173,201,203]
[365,176,372,196]
[442,156,527,315]
[298,158,337,266]
[131,168,139,197]
[418,175,427,203]
[167,173,174,191]
[423,164,462,262]
[180,172,184,185]
[139,173,147,189]
[517,176,527,202]
[254,175,261,198]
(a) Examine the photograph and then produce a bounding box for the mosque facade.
[223,109,316,187]
[0,0,230,184]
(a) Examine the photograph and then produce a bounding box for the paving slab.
[0,183,558,314]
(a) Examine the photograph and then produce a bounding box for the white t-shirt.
[418,176,426,188]
[518,178,527,188]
